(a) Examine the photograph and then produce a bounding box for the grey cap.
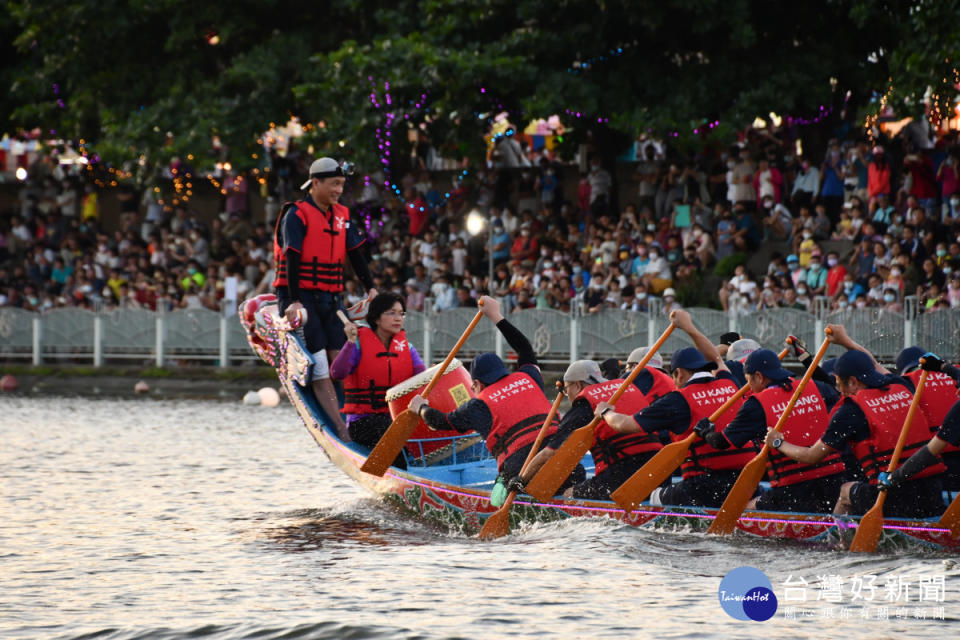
[727,338,761,362]
[626,346,664,370]
[300,157,344,189]
[563,360,607,384]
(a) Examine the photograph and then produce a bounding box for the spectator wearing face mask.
[797,230,819,268]
[825,251,847,297]
[641,247,673,295]
[804,252,828,297]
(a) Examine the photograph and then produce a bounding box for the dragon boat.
[240,294,960,552]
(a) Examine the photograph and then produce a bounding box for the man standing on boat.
[763,325,946,518]
[407,296,568,481]
[697,347,848,513]
[594,310,757,507]
[274,157,377,441]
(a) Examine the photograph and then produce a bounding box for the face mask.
[649,253,659,260]
[828,257,838,267]
[938,249,947,257]
[797,288,807,295]
[856,300,867,308]
[727,160,736,169]
[891,269,901,277]
[572,266,582,274]
[810,261,821,269]
[844,282,853,291]
[945,267,953,275]
[803,232,812,239]
[636,293,647,300]
[541,249,549,256]
[952,198,960,207]
[883,293,896,302]
[838,300,848,309]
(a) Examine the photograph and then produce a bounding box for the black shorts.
[658,470,741,508]
[848,477,945,519]
[278,288,346,353]
[754,474,845,514]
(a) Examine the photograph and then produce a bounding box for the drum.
[386,358,474,456]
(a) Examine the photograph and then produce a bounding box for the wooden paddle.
[707,329,832,536]
[478,382,565,541]
[849,368,929,552]
[360,301,485,476]
[610,345,791,513]
[938,486,960,537]
[523,322,677,502]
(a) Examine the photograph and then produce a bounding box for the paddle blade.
[611,439,693,512]
[524,426,594,502]
[478,494,516,541]
[849,493,887,553]
[360,410,420,476]
[707,450,769,535]
[938,494,960,537]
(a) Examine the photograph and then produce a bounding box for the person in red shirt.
[404,188,429,236]
[867,146,891,200]
[510,223,539,263]
[825,250,847,297]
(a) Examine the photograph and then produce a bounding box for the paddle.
[610,345,791,513]
[939,486,960,537]
[849,368,929,552]
[478,382,565,541]
[523,322,677,502]
[707,329,832,536]
[360,301,485,476]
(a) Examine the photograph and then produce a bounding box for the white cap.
[626,346,664,370]
[728,338,761,362]
[563,360,606,384]
[663,287,676,299]
[300,158,344,189]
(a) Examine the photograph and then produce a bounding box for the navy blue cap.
[896,346,925,375]
[670,347,717,373]
[471,352,509,385]
[821,357,838,377]
[743,348,793,382]
[835,350,886,387]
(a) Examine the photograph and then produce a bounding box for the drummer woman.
[331,292,426,449]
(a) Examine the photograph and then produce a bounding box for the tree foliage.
[3,0,958,179]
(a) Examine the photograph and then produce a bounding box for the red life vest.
[754,383,845,487]
[575,379,660,475]
[644,367,677,402]
[905,369,957,431]
[479,372,558,468]
[676,376,755,477]
[841,383,945,483]
[342,328,415,415]
[273,199,350,292]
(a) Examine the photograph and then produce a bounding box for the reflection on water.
[1,397,958,640]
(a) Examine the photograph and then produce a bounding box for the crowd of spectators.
[3,121,960,320]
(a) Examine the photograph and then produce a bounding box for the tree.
[4,0,957,180]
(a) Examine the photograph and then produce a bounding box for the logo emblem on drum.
[449,383,471,407]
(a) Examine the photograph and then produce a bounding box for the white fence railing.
[2,295,957,368]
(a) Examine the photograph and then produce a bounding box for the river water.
[2,396,959,639]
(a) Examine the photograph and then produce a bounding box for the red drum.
[386,358,474,456]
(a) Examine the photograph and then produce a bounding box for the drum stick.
[336,310,350,325]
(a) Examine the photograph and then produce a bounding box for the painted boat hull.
[241,296,960,551]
